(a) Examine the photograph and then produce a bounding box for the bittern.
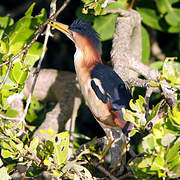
[48,19,134,158]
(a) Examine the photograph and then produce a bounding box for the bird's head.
[48,19,102,57]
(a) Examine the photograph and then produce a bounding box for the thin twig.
[93,160,118,180]
[118,172,134,180]
[0,113,20,122]
[51,0,71,19]
[21,0,59,124]
[0,61,9,67]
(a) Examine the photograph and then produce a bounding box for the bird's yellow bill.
[48,19,71,38]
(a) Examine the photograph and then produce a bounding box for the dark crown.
[69,19,102,54]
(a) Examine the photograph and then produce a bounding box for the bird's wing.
[90,64,134,135]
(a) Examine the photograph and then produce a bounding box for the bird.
[48,18,134,158]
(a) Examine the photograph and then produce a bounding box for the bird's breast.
[76,72,116,128]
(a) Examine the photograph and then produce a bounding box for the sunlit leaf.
[142,134,155,152]
[150,153,165,171]
[161,133,176,146]
[165,140,180,162]
[52,131,69,165]
[141,26,150,64]
[40,127,54,137]
[93,14,118,41]
[29,136,39,153]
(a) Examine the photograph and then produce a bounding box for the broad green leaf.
[25,3,36,17]
[129,95,146,113]
[165,140,180,162]
[29,136,39,153]
[8,6,46,54]
[148,100,164,121]
[167,154,180,172]
[105,0,128,10]
[10,62,28,84]
[53,131,69,165]
[40,127,54,137]
[44,159,51,166]
[1,149,12,158]
[142,134,155,152]
[5,108,18,117]
[150,153,165,171]
[93,14,118,41]
[0,16,14,40]
[137,8,165,32]
[156,0,169,14]
[152,119,164,139]
[138,157,154,168]
[24,42,43,67]
[150,61,163,71]
[51,169,61,177]
[171,105,180,126]
[162,133,176,146]
[25,95,44,123]
[141,26,150,64]
[0,39,9,54]
[165,8,180,27]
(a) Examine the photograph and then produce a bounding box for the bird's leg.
[100,129,115,162]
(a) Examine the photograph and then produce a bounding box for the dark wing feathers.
[90,64,133,135]
[91,80,107,103]
[90,64,132,110]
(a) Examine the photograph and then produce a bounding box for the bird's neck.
[74,47,102,73]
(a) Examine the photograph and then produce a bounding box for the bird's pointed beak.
[48,19,73,41]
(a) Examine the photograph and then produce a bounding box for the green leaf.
[129,95,146,113]
[40,127,54,137]
[24,42,43,67]
[0,16,14,40]
[5,108,18,118]
[25,3,36,17]
[165,140,180,162]
[8,6,46,55]
[161,133,176,146]
[93,14,118,41]
[142,134,155,152]
[53,131,69,165]
[141,26,150,64]
[51,169,61,177]
[150,61,163,71]
[44,159,51,166]
[138,157,154,168]
[137,8,165,32]
[1,149,12,158]
[9,62,28,84]
[148,100,164,121]
[29,136,39,153]
[156,0,169,14]
[165,8,180,27]
[150,153,165,171]
[105,0,128,11]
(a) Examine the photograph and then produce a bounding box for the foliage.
[0,3,46,111]
[77,0,180,63]
[123,58,180,179]
[0,0,180,179]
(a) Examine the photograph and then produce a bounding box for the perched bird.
[48,19,134,156]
